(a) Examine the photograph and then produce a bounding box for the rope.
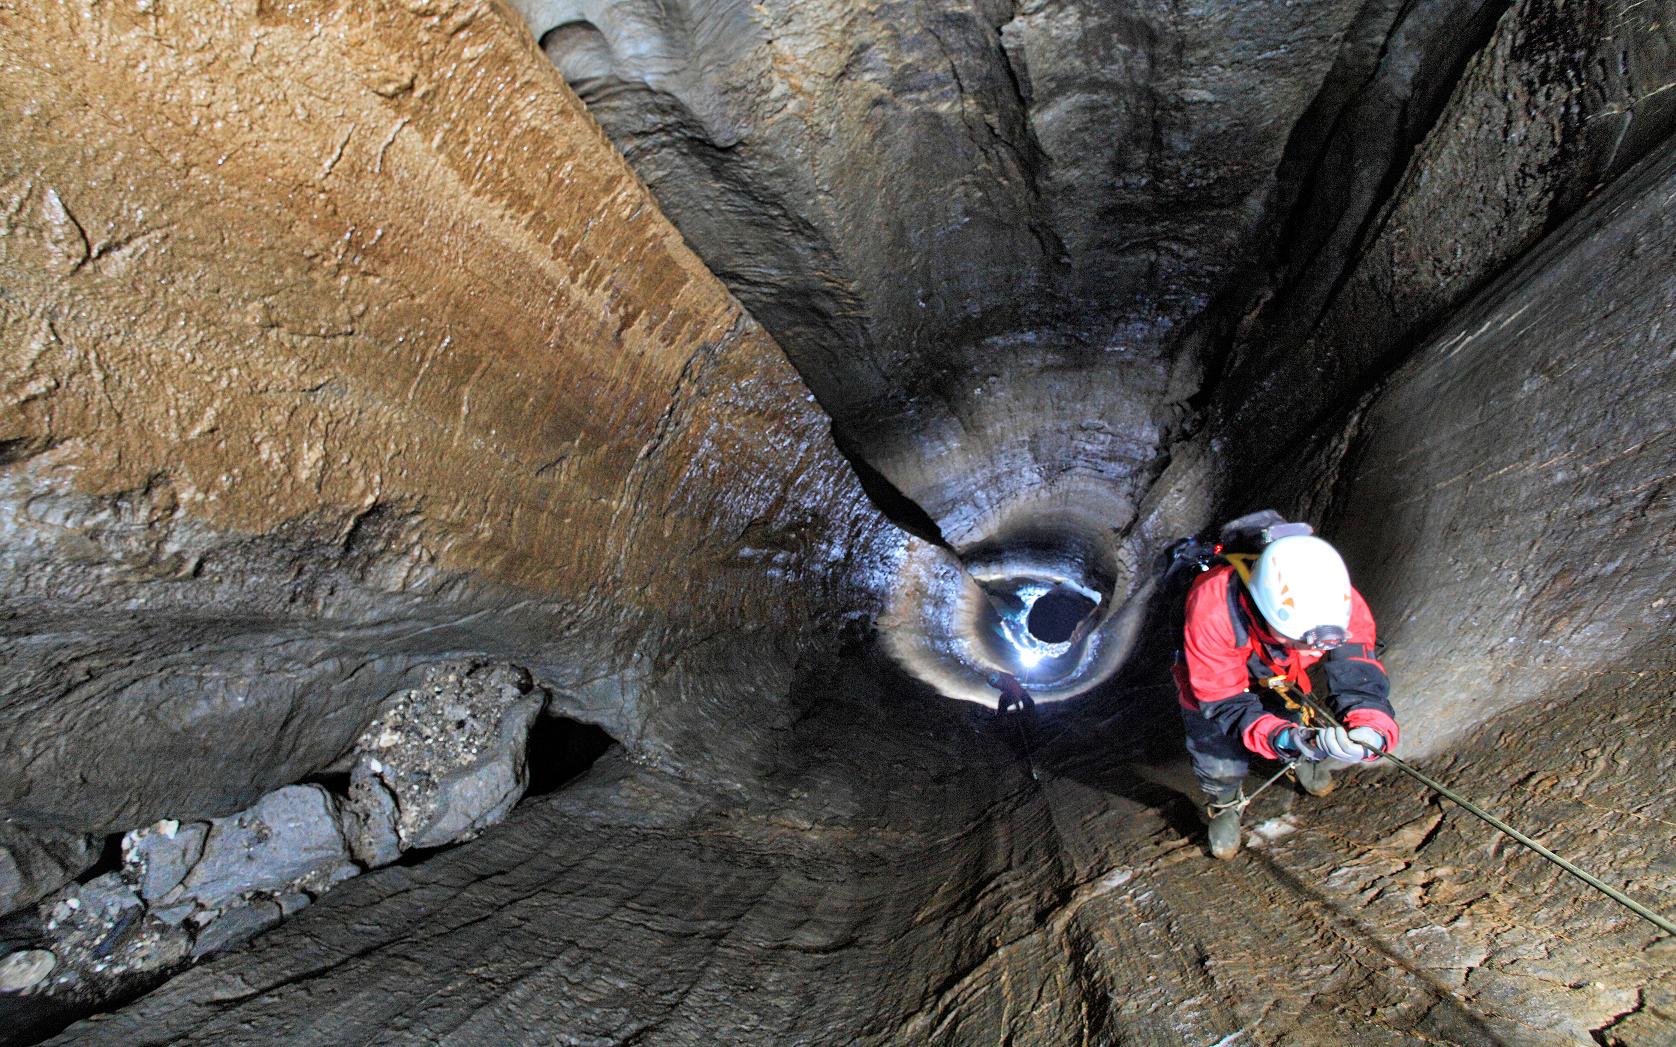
[1014,710,1040,782]
[1225,759,1296,815]
[1274,679,1676,938]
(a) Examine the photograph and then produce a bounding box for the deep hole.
[1026,588,1097,644]
[299,769,351,794]
[525,716,617,797]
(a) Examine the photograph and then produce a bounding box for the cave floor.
[45,666,1676,1047]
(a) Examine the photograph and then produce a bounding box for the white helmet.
[1249,535,1352,647]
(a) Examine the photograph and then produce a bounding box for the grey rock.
[189,899,282,960]
[150,902,196,927]
[344,663,545,854]
[0,822,100,918]
[274,893,310,917]
[0,948,56,993]
[121,819,209,903]
[341,772,401,869]
[175,786,351,909]
[31,871,190,994]
[67,872,144,926]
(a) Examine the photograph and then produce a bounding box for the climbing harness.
[1266,674,1676,937]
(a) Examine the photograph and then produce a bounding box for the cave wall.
[511,0,1385,552]
[509,0,1676,712]
[1302,137,1676,755]
[4,1,1676,1043]
[1215,0,1676,461]
[0,0,901,833]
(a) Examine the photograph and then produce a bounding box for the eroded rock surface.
[0,827,98,920]
[513,0,1377,547]
[34,657,1676,1046]
[4,0,1676,1043]
[0,0,899,834]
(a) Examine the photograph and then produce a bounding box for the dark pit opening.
[525,716,618,797]
[1026,588,1098,644]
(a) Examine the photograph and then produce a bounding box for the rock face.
[1306,136,1676,754]
[0,0,899,834]
[1216,0,1676,465]
[3,0,1676,1044]
[0,826,98,919]
[344,662,547,862]
[32,656,1676,1046]
[515,0,1676,705]
[513,0,1377,547]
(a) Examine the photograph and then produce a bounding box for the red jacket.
[1179,565,1399,759]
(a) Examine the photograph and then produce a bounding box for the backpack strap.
[1222,552,1315,719]
[1222,552,1260,651]
[1223,561,1250,647]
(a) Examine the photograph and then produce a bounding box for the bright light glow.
[998,584,1083,674]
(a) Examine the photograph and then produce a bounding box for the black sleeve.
[1199,689,1271,741]
[1322,643,1394,721]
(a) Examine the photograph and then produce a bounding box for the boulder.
[343,663,545,858]
[173,786,354,909]
[121,819,209,903]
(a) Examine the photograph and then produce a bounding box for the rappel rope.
[1268,676,1676,937]
[1217,759,1297,815]
[1011,707,1041,782]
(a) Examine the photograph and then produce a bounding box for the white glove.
[1320,725,1387,762]
[1347,725,1388,760]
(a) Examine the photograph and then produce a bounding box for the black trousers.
[1178,695,1305,802]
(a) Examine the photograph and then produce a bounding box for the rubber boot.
[1205,791,1244,860]
[1294,759,1335,797]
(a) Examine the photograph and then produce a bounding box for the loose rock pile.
[0,662,556,1005]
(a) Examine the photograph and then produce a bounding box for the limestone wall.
[0,0,898,831]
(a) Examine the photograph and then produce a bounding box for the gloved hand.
[1320,725,1388,762]
[1272,726,1328,762]
[1348,725,1388,760]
